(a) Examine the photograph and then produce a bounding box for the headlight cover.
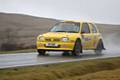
[61,37,69,42]
[38,36,45,41]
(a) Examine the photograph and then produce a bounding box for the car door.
[89,23,100,49]
[81,23,94,49]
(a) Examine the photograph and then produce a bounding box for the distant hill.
[0,12,120,50]
[0,13,59,50]
[97,23,120,33]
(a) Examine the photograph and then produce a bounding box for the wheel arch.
[76,38,81,42]
[96,38,105,50]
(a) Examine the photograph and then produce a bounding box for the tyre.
[94,39,104,55]
[37,49,46,56]
[72,39,82,56]
[62,51,70,56]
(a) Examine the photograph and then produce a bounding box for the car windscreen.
[50,22,80,33]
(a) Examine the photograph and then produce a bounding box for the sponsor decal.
[82,35,91,41]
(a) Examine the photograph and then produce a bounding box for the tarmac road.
[0,49,120,69]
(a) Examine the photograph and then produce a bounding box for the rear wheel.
[72,39,82,56]
[94,39,104,55]
[37,50,46,56]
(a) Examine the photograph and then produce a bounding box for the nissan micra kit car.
[36,20,105,56]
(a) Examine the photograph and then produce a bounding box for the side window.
[81,23,90,33]
[90,23,97,33]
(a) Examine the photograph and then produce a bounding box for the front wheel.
[37,50,46,56]
[62,51,70,56]
[72,40,82,56]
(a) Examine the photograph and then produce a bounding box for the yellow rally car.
[36,20,105,56]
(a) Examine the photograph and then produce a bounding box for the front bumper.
[36,41,74,51]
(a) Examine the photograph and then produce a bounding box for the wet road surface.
[0,49,120,69]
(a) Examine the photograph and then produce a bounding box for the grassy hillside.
[0,13,59,50]
[0,57,120,80]
[0,12,120,51]
[97,23,120,35]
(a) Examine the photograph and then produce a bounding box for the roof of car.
[63,20,93,24]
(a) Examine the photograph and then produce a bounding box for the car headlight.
[61,37,69,42]
[38,36,45,41]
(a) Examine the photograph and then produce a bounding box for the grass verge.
[0,57,120,80]
[0,49,36,54]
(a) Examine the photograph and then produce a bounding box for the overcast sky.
[0,0,120,24]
